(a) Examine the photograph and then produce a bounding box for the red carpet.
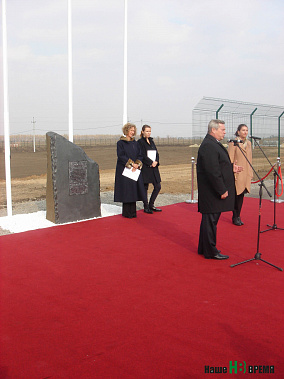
[0,198,283,378]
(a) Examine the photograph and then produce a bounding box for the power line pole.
[31,117,36,152]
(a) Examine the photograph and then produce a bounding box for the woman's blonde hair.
[122,123,136,136]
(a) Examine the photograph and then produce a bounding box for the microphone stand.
[250,138,284,233]
[230,141,283,271]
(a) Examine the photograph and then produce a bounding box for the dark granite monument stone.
[46,132,101,223]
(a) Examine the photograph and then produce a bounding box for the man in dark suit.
[197,119,242,259]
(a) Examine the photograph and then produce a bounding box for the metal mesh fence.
[192,97,284,179]
[192,97,284,149]
[0,135,193,151]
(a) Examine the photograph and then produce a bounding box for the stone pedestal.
[46,132,101,224]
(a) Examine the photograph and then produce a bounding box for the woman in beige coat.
[228,124,253,226]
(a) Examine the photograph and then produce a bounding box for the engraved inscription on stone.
[69,161,88,195]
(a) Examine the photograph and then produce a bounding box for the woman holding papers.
[228,124,253,226]
[114,123,153,218]
[138,125,162,212]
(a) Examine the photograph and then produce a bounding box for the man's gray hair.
[208,119,225,133]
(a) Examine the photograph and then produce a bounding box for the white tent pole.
[2,0,12,217]
[123,0,128,126]
[68,0,73,142]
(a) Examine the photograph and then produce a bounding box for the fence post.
[278,112,284,157]
[275,157,283,203]
[186,157,198,204]
[216,103,224,119]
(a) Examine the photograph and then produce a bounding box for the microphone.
[249,135,261,140]
[228,139,244,144]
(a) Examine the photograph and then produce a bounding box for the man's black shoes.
[144,206,162,213]
[232,217,243,226]
[150,206,162,212]
[212,253,229,260]
[204,252,229,260]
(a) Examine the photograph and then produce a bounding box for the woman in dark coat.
[114,123,153,218]
[138,125,162,212]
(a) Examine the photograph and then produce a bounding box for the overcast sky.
[1,0,284,138]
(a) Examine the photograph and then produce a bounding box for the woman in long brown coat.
[228,124,253,226]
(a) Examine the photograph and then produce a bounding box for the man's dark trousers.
[198,212,221,259]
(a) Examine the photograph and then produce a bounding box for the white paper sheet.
[147,150,157,161]
[122,167,141,181]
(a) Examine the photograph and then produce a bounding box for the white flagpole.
[2,0,13,216]
[68,0,73,142]
[123,0,128,126]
